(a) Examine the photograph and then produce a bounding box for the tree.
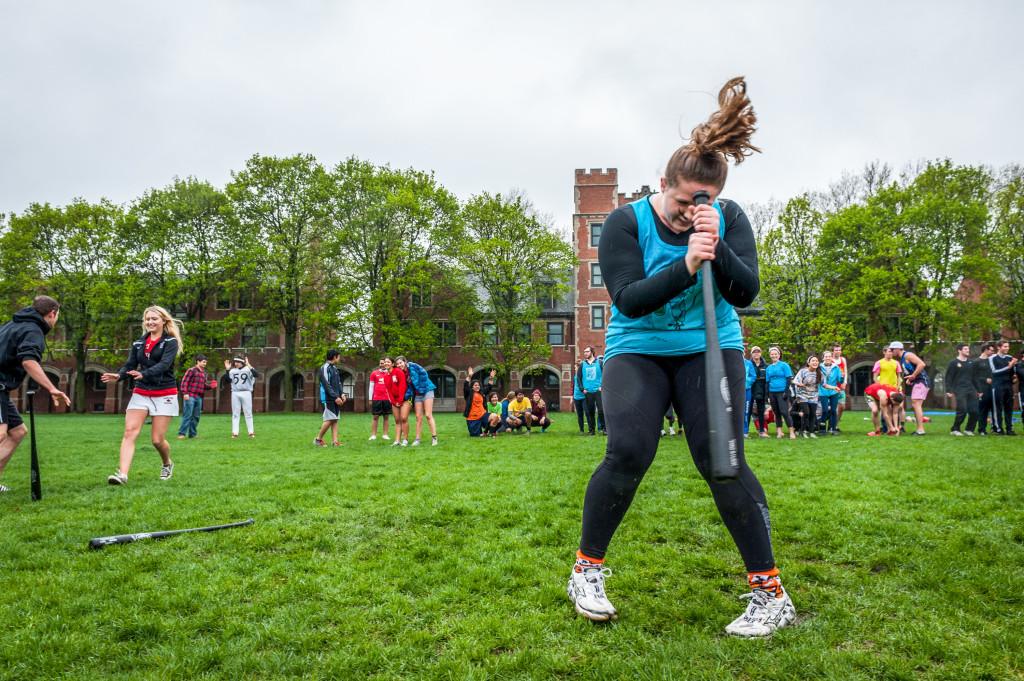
[130,177,242,360]
[5,200,136,411]
[458,191,576,381]
[989,164,1024,337]
[325,158,468,361]
[226,154,331,411]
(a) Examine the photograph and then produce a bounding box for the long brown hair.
[665,76,760,189]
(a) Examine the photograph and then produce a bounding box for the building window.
[339,371,353,400]
[288,374,305,400]
[547,322,564,346]
[590,222,603,247]
[591,305,605,330]
[237,288,254,309]
[216,290,231,310]
[241,324,267,348]
[436,321,457,347]
[590,263,603,287]
[518,323,532,342]
[412,288,432,308]
[428,369,456,399]
[535,288,557,311]
[482,322,497,345]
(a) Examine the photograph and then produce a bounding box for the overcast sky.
[2,1,1021,230]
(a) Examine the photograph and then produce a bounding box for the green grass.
[1,412,1022,680]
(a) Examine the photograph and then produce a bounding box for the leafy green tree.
[990,164,1024,337]
[226,154,331,411]
[325,158,468,362]
[5,200,136,411]
[457,192,575,382]
[130,177,241,361]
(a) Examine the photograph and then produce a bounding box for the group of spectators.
[462,369,553,437]
[945,340,1022,436]
[355,354,438,447]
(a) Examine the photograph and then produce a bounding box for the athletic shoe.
[411,439,421,447]
[661,429,666,437]
[107,472,128,485]
[759,432,769,438]
[431,436,438,446]
[867,431,881,437]
[978,431,988,436]
[249,433,255,439]
[391,439,402,447]
[382,434,391,440]
[313,438,326,447]
[368,435,377,441]
[669,427,676,436]
[809,432,817,439]
[0,484,10,493]
[912,431,925,436]
[232,434,238,439]
[567,565,617,622]
[401,440,409,447]
[964,431,975,437]
[801,432,808,439]
[725,589,797,637]
[177,435,186,440]
[950,430,963,436]
[160,462,174,481]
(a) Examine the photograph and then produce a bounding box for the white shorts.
[127,392,180,417]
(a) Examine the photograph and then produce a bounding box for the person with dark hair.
[889,342,930,436]
[367,357,393,442]
[572,361,586,434]
[397,357,438,447]
[0,296,71,492]
[225,356,258,439]
[975,343,996,435]
[748,346,768,437]
[831,344,848,431]
[766,346,795,440]
[793,356,822,438]
[818,351,843,435]
[567,77,794,637]
[989,341,1017,435]
[1016,349,1024,428]
[485,392,503,437]
[388,357,412,447]
[101,306,183,484]
[530,389,552,432]
[177,354,215,440]
[946,344,980,436]
[576,346,605,435]
[864,382,905,436]
[463,371,490,437]
[314,349,346,447]
[508,390,533,434]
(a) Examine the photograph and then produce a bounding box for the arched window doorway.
[428,368,457,411]
[521,368,561,411]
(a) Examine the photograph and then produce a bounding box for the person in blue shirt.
[576,347,605,435]
[765,346,795,440]
[818,351,844,435]
[567,77,794,637]
[572,360,586,434]
[743,349,757,437]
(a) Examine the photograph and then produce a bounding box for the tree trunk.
[75,340,87,414]
[282,317,297,413]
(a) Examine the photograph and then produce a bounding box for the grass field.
[1,411,1022,680]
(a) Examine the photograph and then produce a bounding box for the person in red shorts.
[367,356,393,442]
[863,382,905,437]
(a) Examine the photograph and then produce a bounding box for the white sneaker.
[401,439,409,447]
[160,462,174,480]
[107,472,128,485]
[391,439,402,447]
[368,435,377,441]
[0,484,11,493]
[431,436,438,446]
[567,565,617,622]
[725,589,796,637]
[950,430,963,437]
[669,427,676,436]
[661,429,666,437]
[382,434,391,441]
[964,431,975,437]
[411,439,421,447]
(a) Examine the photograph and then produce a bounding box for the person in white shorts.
[101,306,182,485]
[224,356,258,438]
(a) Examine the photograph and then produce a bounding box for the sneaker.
[912,431,925,436]
[964,431,976,437]
[0,484,11,493]
[950,430,963,437]
[382,434,391,441]
[107,472,128,485]
[391,439,402,447]
[411,439,421,447]
[725,589,797,637]
[160,462,174,481]
[431,436,438,446]
[368,435,377,441]
[313,438,326,447]
[809,432,817,439]
[232,434,238,439]
[661,429,667,437]
[759,432,769,438]
[177,435,186,440]
[249,433,255,439]
[867,431,881,437]
[567,565,617,622]
[669,427,676,436]
[401,440,409,447]
[801,432,808,439]
[978,431,988,436]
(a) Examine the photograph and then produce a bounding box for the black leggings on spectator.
[574,398,586,432]
[769,391,793,429]
[578,350,776,572]
[796,402,816,433]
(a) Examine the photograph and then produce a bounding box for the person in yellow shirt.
[873,347,903,388]
[507,390,534,434]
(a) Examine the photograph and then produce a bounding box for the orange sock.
[748,567,784,598]
[575,550,604,572]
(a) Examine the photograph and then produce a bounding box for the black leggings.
[578,351,776,572]
[769,391,793,429]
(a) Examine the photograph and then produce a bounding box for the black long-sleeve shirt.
[597,196,759,319]
[945,358,977,393]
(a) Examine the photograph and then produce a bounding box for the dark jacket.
[971,355,993,393]
[945,358,978,394]
[319,362,342,404]
[118,333,180,391]
[0,307,51,391]
[750,358,768,400]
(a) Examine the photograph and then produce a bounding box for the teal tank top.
[604,196,744,361]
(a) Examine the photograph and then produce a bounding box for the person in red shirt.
[367,357,393,442]
[863,382,905,437]
[530,389,552,432]
[100,306,182,484]
[388,361,412,447]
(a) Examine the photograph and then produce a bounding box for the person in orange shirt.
[463,374,490,437]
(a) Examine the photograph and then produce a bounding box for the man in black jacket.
[0,296,72,492]
[945,343,980,435]
[974,343,996,435]
[989,341,1018,435]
